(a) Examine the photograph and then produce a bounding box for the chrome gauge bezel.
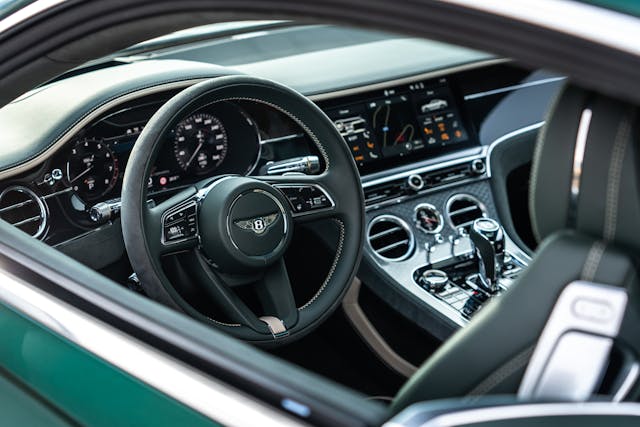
[414,202,444,234]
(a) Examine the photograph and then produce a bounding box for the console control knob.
[421,269,449,292]
[407,174,424,191]
[471,159,486,175]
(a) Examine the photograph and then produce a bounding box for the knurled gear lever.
[469,217,505,293]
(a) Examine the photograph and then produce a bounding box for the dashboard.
[0,51,565,337]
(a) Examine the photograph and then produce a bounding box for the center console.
[316,68,535,334]
[360,158,530,330]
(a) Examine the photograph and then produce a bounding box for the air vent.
[0,186,48,239]
[446,194,486,230]
[367,215,414,261]
[364,181,405,205]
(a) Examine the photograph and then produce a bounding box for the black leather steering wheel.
[121,75,364,345]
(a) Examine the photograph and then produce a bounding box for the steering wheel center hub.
[228,188,288,256]
[198,177,292,272]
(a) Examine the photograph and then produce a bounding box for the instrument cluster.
[58,99,261,204]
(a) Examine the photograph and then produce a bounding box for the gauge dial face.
[66,137,118,201]
[173,113,228,175]
[415,204,443,234]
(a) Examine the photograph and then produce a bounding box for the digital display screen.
[325,79,471,172]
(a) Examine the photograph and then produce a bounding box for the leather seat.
[391,85,640,411]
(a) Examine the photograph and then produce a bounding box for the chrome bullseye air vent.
[446,194,486,230]
[0,186,48,239]
[367,215,415,261]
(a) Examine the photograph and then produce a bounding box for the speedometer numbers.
[66,138,118,201]
[173,113,228,175]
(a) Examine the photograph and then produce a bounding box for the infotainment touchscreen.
[321,77,475,174]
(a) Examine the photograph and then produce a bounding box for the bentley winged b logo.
[234,212,279,235]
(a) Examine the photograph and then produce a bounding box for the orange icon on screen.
[441,133,450,141]
[438,123,446,132]
[355,155,365,161]
[454,130,463,138]
[424,127,433,135]
[352,145,360,152]
[366,141,375,149]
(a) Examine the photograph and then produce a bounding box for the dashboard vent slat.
[446,194,486,231]
[367,215,414,261]
[0,186,48,239]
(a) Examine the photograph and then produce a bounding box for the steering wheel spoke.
[255,259,298,330]
[256,174,341,223]
[190,252,270,334]
[148,186,200,256]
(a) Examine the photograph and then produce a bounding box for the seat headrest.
[530,85,640,249]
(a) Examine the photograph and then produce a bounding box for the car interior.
[1,9,640,426]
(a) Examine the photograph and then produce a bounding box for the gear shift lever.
[469,218,505,293]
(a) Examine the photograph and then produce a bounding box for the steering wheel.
[121,75,364,345]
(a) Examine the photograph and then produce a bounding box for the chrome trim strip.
[0,0,66,34]
[41,187,74,200]
[485,121,544,177]
[439,0,640,57]
[614,361,640,402]
[363,121,544,192]
[308,58,509,101]
[569,108,592,225]
[363,153,485,190]
[463,77,566,100]
[261,133,304,145]
[386,402,640,427]
[0,267,307,427]
[0,79,209,181]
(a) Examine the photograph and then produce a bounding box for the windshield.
[108,21,405,66]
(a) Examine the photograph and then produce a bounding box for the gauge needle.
[185,142,204,168]
[70,165,94,184]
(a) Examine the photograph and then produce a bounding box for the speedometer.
[173,113,228,175]
[66,137,119,201]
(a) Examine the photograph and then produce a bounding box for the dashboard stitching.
[298,218,344,311]
[1,77,214,172]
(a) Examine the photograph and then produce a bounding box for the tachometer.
[66,137,118,201]
[173,113,228,175]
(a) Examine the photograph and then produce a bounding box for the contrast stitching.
[604,109,634,240]
[208,317,241,327]
[581,240,606,281]
[466,345,535,399]
[298,218,345,310]
[529,86,565,241]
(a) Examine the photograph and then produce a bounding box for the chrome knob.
[407,174,424,191]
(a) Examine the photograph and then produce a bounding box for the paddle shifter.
[469,217,505,293]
